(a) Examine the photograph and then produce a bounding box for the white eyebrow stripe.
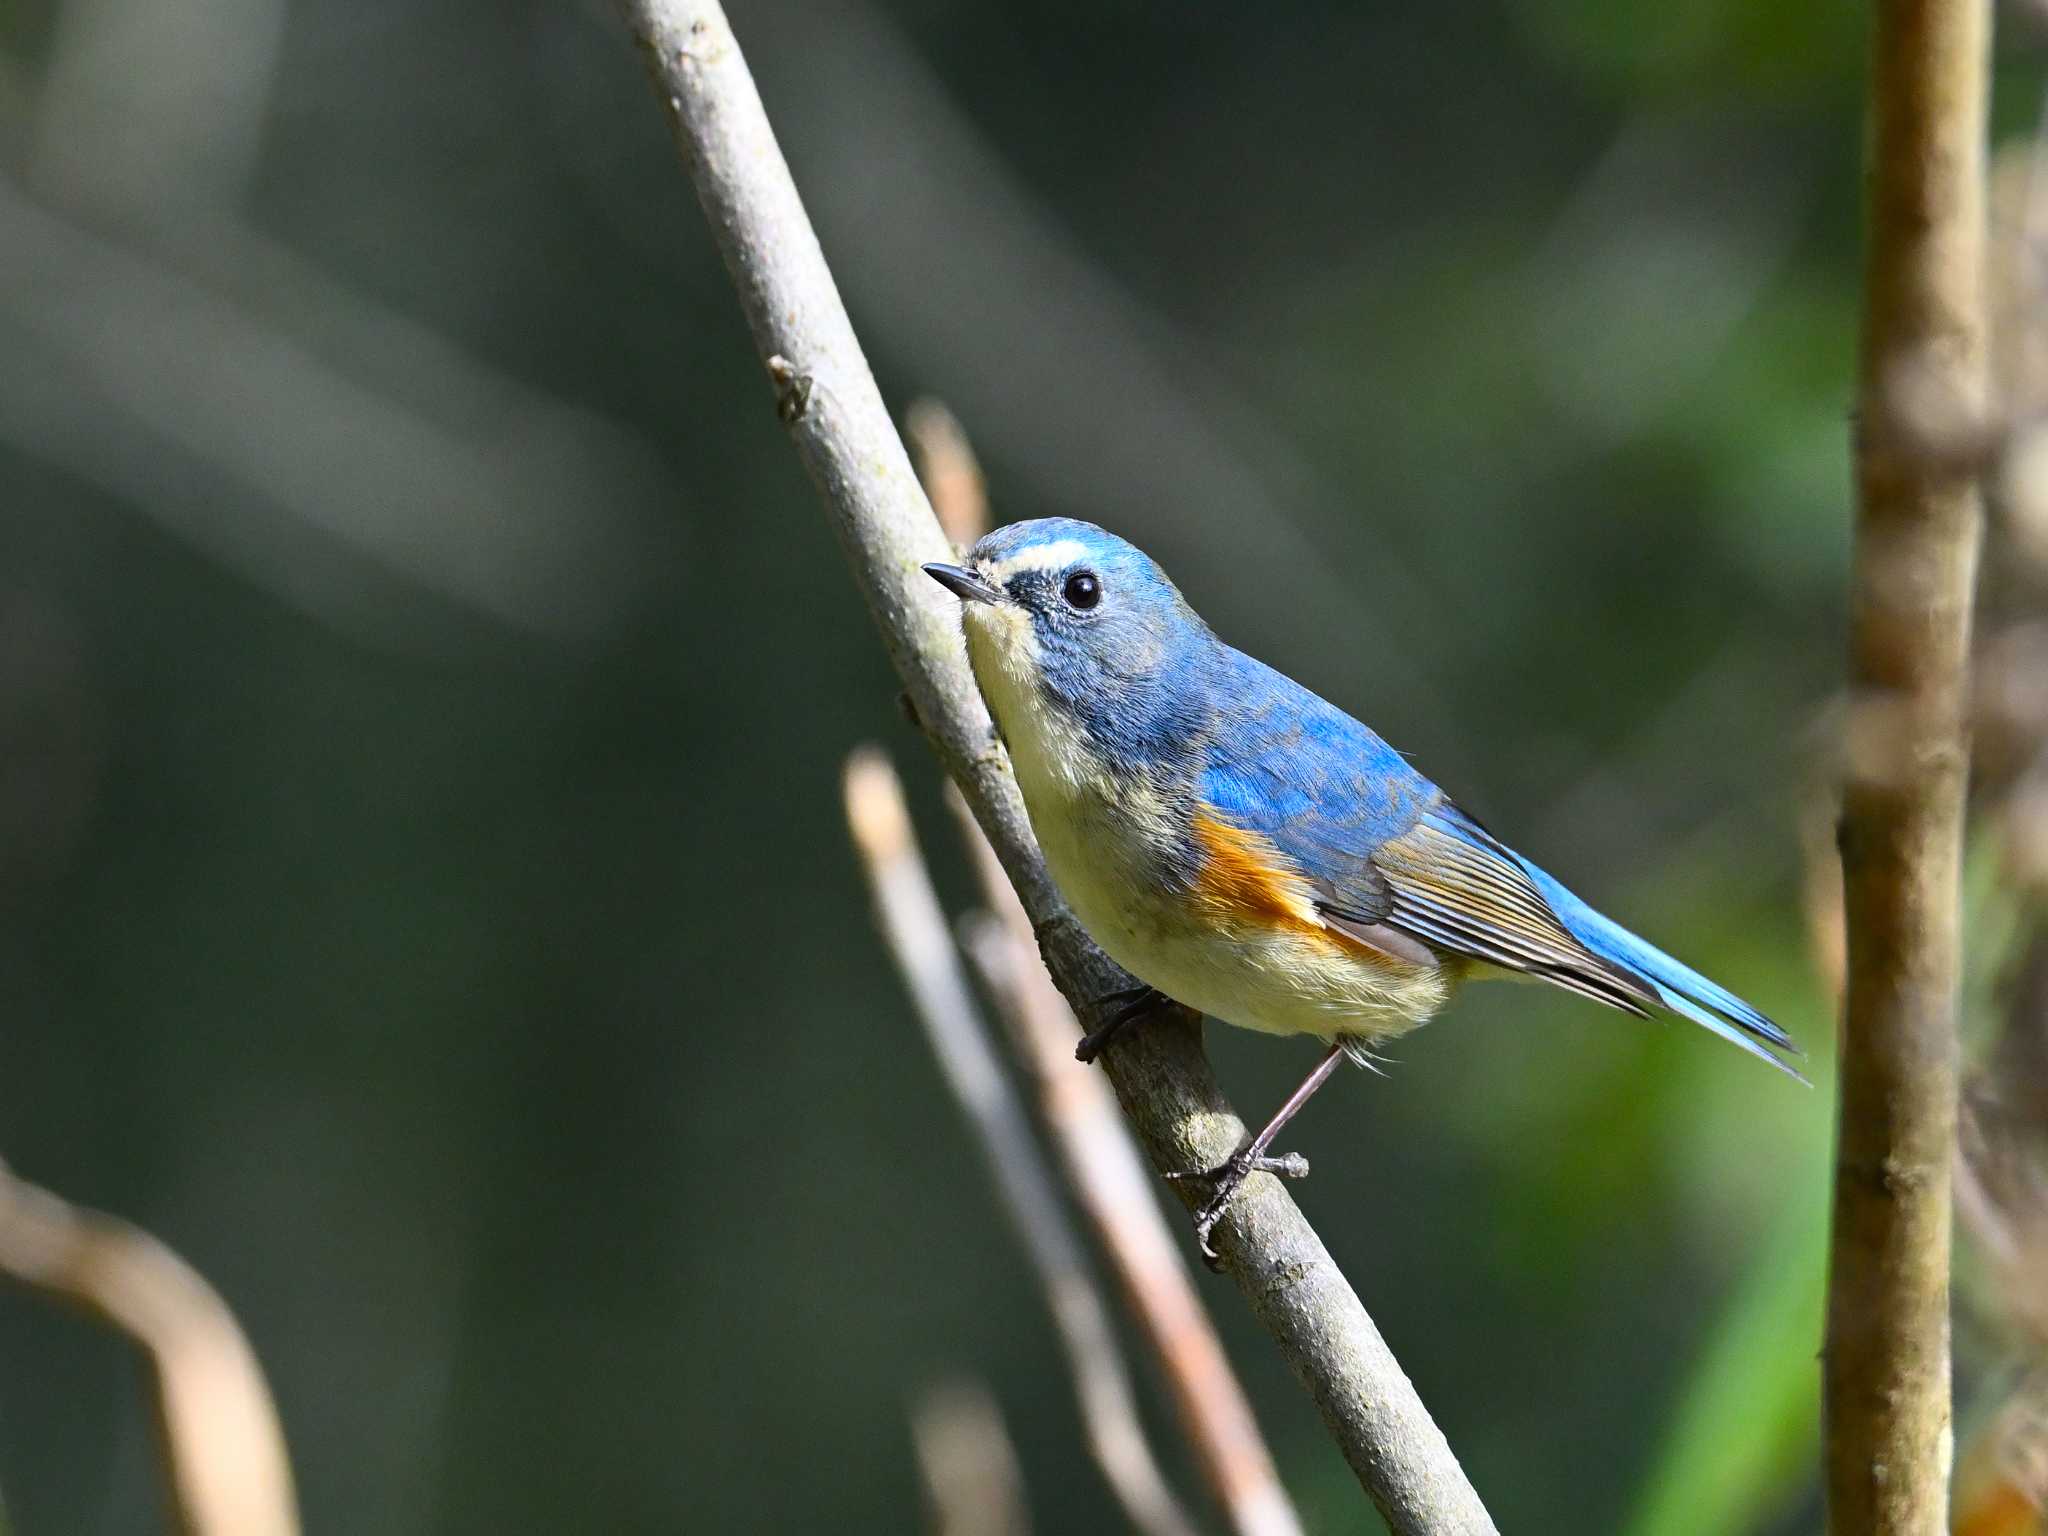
[982,539,1092,581]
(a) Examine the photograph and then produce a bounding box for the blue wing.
[1200,649,1803,1079]
[1198,650,1432,926]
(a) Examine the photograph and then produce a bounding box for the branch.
[1828,0,1991,1529]
[909,1378,1033,1536]
[955,853,1305,1536]
[0,1161,299,1536]
[845,749,1200,1536]
[623,5,1494,1528]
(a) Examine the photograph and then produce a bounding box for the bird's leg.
[1075,983,1172,1063]
[1165,1041,1348,1266]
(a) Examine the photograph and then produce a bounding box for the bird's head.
[924,518,1211,761]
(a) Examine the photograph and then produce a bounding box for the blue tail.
[1517,862,1807,1084]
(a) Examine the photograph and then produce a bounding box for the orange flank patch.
[1188,811,1328,935]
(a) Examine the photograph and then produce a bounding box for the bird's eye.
[1062,570,1102,611]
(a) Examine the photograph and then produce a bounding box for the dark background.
[1,1,2030,1531]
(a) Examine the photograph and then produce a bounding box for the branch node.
[1261,1260,1316,1310]
[675,14,721,68]
[766,354,814,423]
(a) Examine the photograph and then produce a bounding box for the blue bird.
[924,518,1801,1260]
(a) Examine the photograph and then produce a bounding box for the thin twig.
[909,1378,1033,1536]
[846,749,1201,1536]
[625,8,1493,1527]
[0,1162,299,1536]
[1827,0,1991,1530]
[957,890,1306,1536]
[906,400,1304,1536]
[905,401,987,553]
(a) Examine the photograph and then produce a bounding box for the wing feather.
[1372,811,1658,1016]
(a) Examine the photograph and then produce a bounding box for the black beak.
[922,562,1002,605]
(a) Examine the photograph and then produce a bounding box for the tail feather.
[1517,862,1808,1085]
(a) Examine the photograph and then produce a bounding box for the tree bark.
[1827,0,1990,1530]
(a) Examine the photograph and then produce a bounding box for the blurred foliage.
[1622,1176,1827,1536]
[1,0,2044,1532]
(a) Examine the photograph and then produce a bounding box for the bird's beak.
[922,562,1002,605]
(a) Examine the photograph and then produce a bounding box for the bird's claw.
[1164,1148,1310,1266]
[1075,984,1171,1063]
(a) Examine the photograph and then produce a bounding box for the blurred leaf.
[1621,1173,1825,1536]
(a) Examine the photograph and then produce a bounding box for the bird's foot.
[1164,1146,1311,1267]
[1075,984,1172,1063]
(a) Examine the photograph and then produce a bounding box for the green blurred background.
[2,1,2033,1531]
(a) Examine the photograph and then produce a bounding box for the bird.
[923,517,1801,1261]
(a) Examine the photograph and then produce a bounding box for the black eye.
[1062,570,1101,610]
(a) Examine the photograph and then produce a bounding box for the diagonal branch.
[622,5,1495,1530]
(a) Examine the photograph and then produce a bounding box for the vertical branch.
[625,3,1496,1529]
[1828,0,1991,1529]
[0,1162,300,1536]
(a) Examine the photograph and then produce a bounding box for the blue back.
[1197,646,1436,906]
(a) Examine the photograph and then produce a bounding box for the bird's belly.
[1031,791,1445,1043]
